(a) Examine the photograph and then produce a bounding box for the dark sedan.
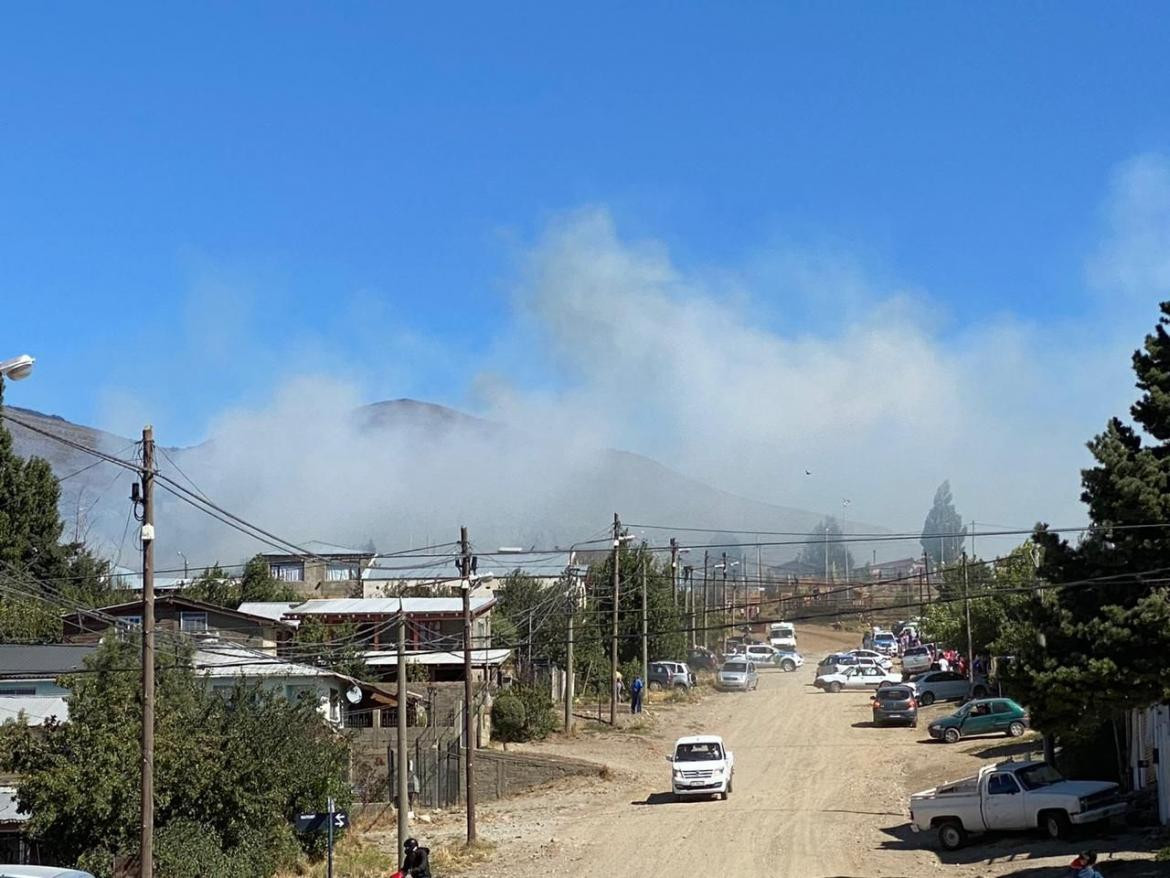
[870,685,918,727]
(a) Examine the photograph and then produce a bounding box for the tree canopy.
[0,638,351,877]
[0,379,112,640]
[1001,302,1170,737]
[920,481,966,566]
[795,516,855,579]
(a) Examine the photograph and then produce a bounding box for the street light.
[0,354,35,381]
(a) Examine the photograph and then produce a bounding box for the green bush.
[491,693,527,742]
[491,685,555,743]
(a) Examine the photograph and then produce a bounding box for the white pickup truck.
[667,735,734,801]
[910,760,1126,850]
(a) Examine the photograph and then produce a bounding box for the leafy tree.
[922,546,1036,655]
[490,684,555,743]
[1002,303,1170,739]
[795,517,855,579]
[0,638,350,877]
[180,556,301,610]
[920,481,966,566]
[1,378,112,638]
[293,616,368,679]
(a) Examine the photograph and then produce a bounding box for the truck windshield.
[676,742,723,761]
[1016,764,1064,790]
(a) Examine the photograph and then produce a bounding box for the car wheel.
[829,681,842,693]
[1041,810,1071,840]
[648,681,664,692]
[944,727,961,744]
[919,691,936,706]
[673,683,688,692]
[937,820,967,851]
[781,660,795,672]
[1008,720,1026,738]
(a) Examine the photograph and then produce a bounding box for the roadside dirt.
[405,626,1164,877]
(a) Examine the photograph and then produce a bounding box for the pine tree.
[1005,302,1170,736]
[920,481,966,566]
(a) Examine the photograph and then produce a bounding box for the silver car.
[716,659,759,691]
[910,670,989,705]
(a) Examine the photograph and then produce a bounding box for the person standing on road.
[630,675,644,714]
[615,669,625,704]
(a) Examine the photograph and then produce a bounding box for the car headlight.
[929,725,940,732]
[711,768,723,777]
[673,769,684,778]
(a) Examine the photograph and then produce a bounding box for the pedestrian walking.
[630,675,644,714]
[615,669,625,704]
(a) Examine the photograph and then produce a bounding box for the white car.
[0,868,97,878]
[827,654,889,674]
[668,735,734,800]
[848,649,894,669]
[901,644,935,675]
[737,644,779,666]
[768,622,796,650]
[815,665,902,693]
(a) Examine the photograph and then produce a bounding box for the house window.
[118,615,143,629]
[326,562,357,582]
[0,687,36,696]
[270,562,304,582]
[285,684,316,703]
[179,612,208,633]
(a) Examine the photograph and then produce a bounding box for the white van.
[768,622,796,650]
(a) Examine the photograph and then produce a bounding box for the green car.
[927,697,1029,744]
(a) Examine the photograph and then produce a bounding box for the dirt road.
[425,628,1161,877]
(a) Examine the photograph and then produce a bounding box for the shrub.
[491,693,527,742]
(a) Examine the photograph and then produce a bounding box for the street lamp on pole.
[0,354,35,381]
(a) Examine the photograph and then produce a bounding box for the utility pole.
[459,526,476,844]
[139,425,155,878]
[721,552,728,655]
[962,552,975,684]
[564,569,575,733]
[670,537,679,608]
[610,513,620,726]
[824,525,830,584]
[640,547,648,688]
[396,599,409,855]
[702,551,709,650]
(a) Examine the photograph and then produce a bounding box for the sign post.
[293,803,348,878]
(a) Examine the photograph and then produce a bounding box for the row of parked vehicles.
[830,630,1129,852]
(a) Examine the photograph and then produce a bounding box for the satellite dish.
[345,685,363,704]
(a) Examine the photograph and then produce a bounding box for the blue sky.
[4,4,1170,530]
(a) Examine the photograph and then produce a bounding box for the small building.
[1129,703,1170,824]
[262,550,375,599]
[61,595,294,653]
[0,644,97,698]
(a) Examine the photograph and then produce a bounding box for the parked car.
[816,652,858,674]
[0,868,97,878]
[769,648,804,672]
[871,684,918,726]
[926,698,1029,744]
[900,644,935,675]
[909,760,1126,850]
[848,648,894,669]
[736,643,779,666]
[686,647,719,672]
[909,670,989,705]
[648,660,694,691]
[667,735,734,800]
[814,665,902,693]
[715,659,759,691]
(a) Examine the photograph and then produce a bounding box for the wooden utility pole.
[459,526,476,843]
[701,551,709,649]
[640,548,648,687]
[396,599,409,854]
[564,570,575,733]
[139,426,155,878]
[610,513,620,726]
[669,537,679,608]
[962,552,975,684]
[720,552,728,655]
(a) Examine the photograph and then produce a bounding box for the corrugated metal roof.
[363,648,511,667]
[0,644,96,676]
[236,601,302,625]
[287,597,494,616]
[193,645,348,680]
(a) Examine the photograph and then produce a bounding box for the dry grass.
[275,834,392,878]
[430,838,497,874]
